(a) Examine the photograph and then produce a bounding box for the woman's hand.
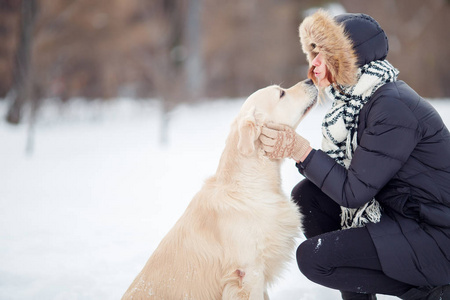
[259,123,312,162]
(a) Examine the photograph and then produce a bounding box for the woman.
[259,10,450,300]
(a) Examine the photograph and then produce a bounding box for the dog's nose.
[303,79,314,86]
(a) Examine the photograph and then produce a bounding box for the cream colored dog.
[122,79,318,300]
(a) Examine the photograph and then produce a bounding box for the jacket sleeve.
[301,94,421,208]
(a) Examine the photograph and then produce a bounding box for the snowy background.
[1,96,449,300]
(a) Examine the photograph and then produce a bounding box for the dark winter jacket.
[299,80,450,286]
[298,10,450,286]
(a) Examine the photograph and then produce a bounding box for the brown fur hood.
[299,10,389,87]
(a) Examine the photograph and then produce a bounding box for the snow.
[315,239,322,252]
[1,96,449,300]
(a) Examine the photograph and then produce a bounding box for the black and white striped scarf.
[322,60,399,229]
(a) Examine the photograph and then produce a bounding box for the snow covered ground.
[1,96,449,300]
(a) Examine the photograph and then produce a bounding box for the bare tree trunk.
[25,94,39,155]
[6,0,37,125]
[185,0,204,100]
[138,0,187,146]
[159,100,171,146]
[0,1,21,98]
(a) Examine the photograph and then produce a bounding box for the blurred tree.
[202,0,309,97]
[5,0,38,124]
[1,0,448,128]
[339,0,450,97]
[135,0,187,144]
[185,0,204,99]
[0,0,21,98]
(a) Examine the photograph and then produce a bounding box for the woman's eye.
[280,90,285,98]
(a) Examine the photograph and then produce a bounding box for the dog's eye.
[280,90,285,98]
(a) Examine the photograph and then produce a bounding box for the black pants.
[292,179,414,297]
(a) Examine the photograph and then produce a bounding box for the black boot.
[399,287,430,300]
[341,291,377,300]
[426,284,450,300]
[400,285,450,300]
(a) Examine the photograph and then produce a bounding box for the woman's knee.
[296,238,324,282]
[291,179,318,208]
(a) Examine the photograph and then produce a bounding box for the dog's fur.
[122,80,317,300]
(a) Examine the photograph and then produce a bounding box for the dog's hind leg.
[222,265,266,300]
[222,269,249,300]
[236,269,245,287]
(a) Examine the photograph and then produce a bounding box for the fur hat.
[299,10,389,86]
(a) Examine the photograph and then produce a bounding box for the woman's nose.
[311,54,320,67]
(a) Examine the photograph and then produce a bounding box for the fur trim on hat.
[299,9,358,86]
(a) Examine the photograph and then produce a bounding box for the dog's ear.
[237,107,261,156]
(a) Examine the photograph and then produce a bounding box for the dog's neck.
[213,128,283,193]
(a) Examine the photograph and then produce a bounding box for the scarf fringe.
[340,199,382,229]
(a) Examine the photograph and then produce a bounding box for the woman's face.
[311,53,331,88]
